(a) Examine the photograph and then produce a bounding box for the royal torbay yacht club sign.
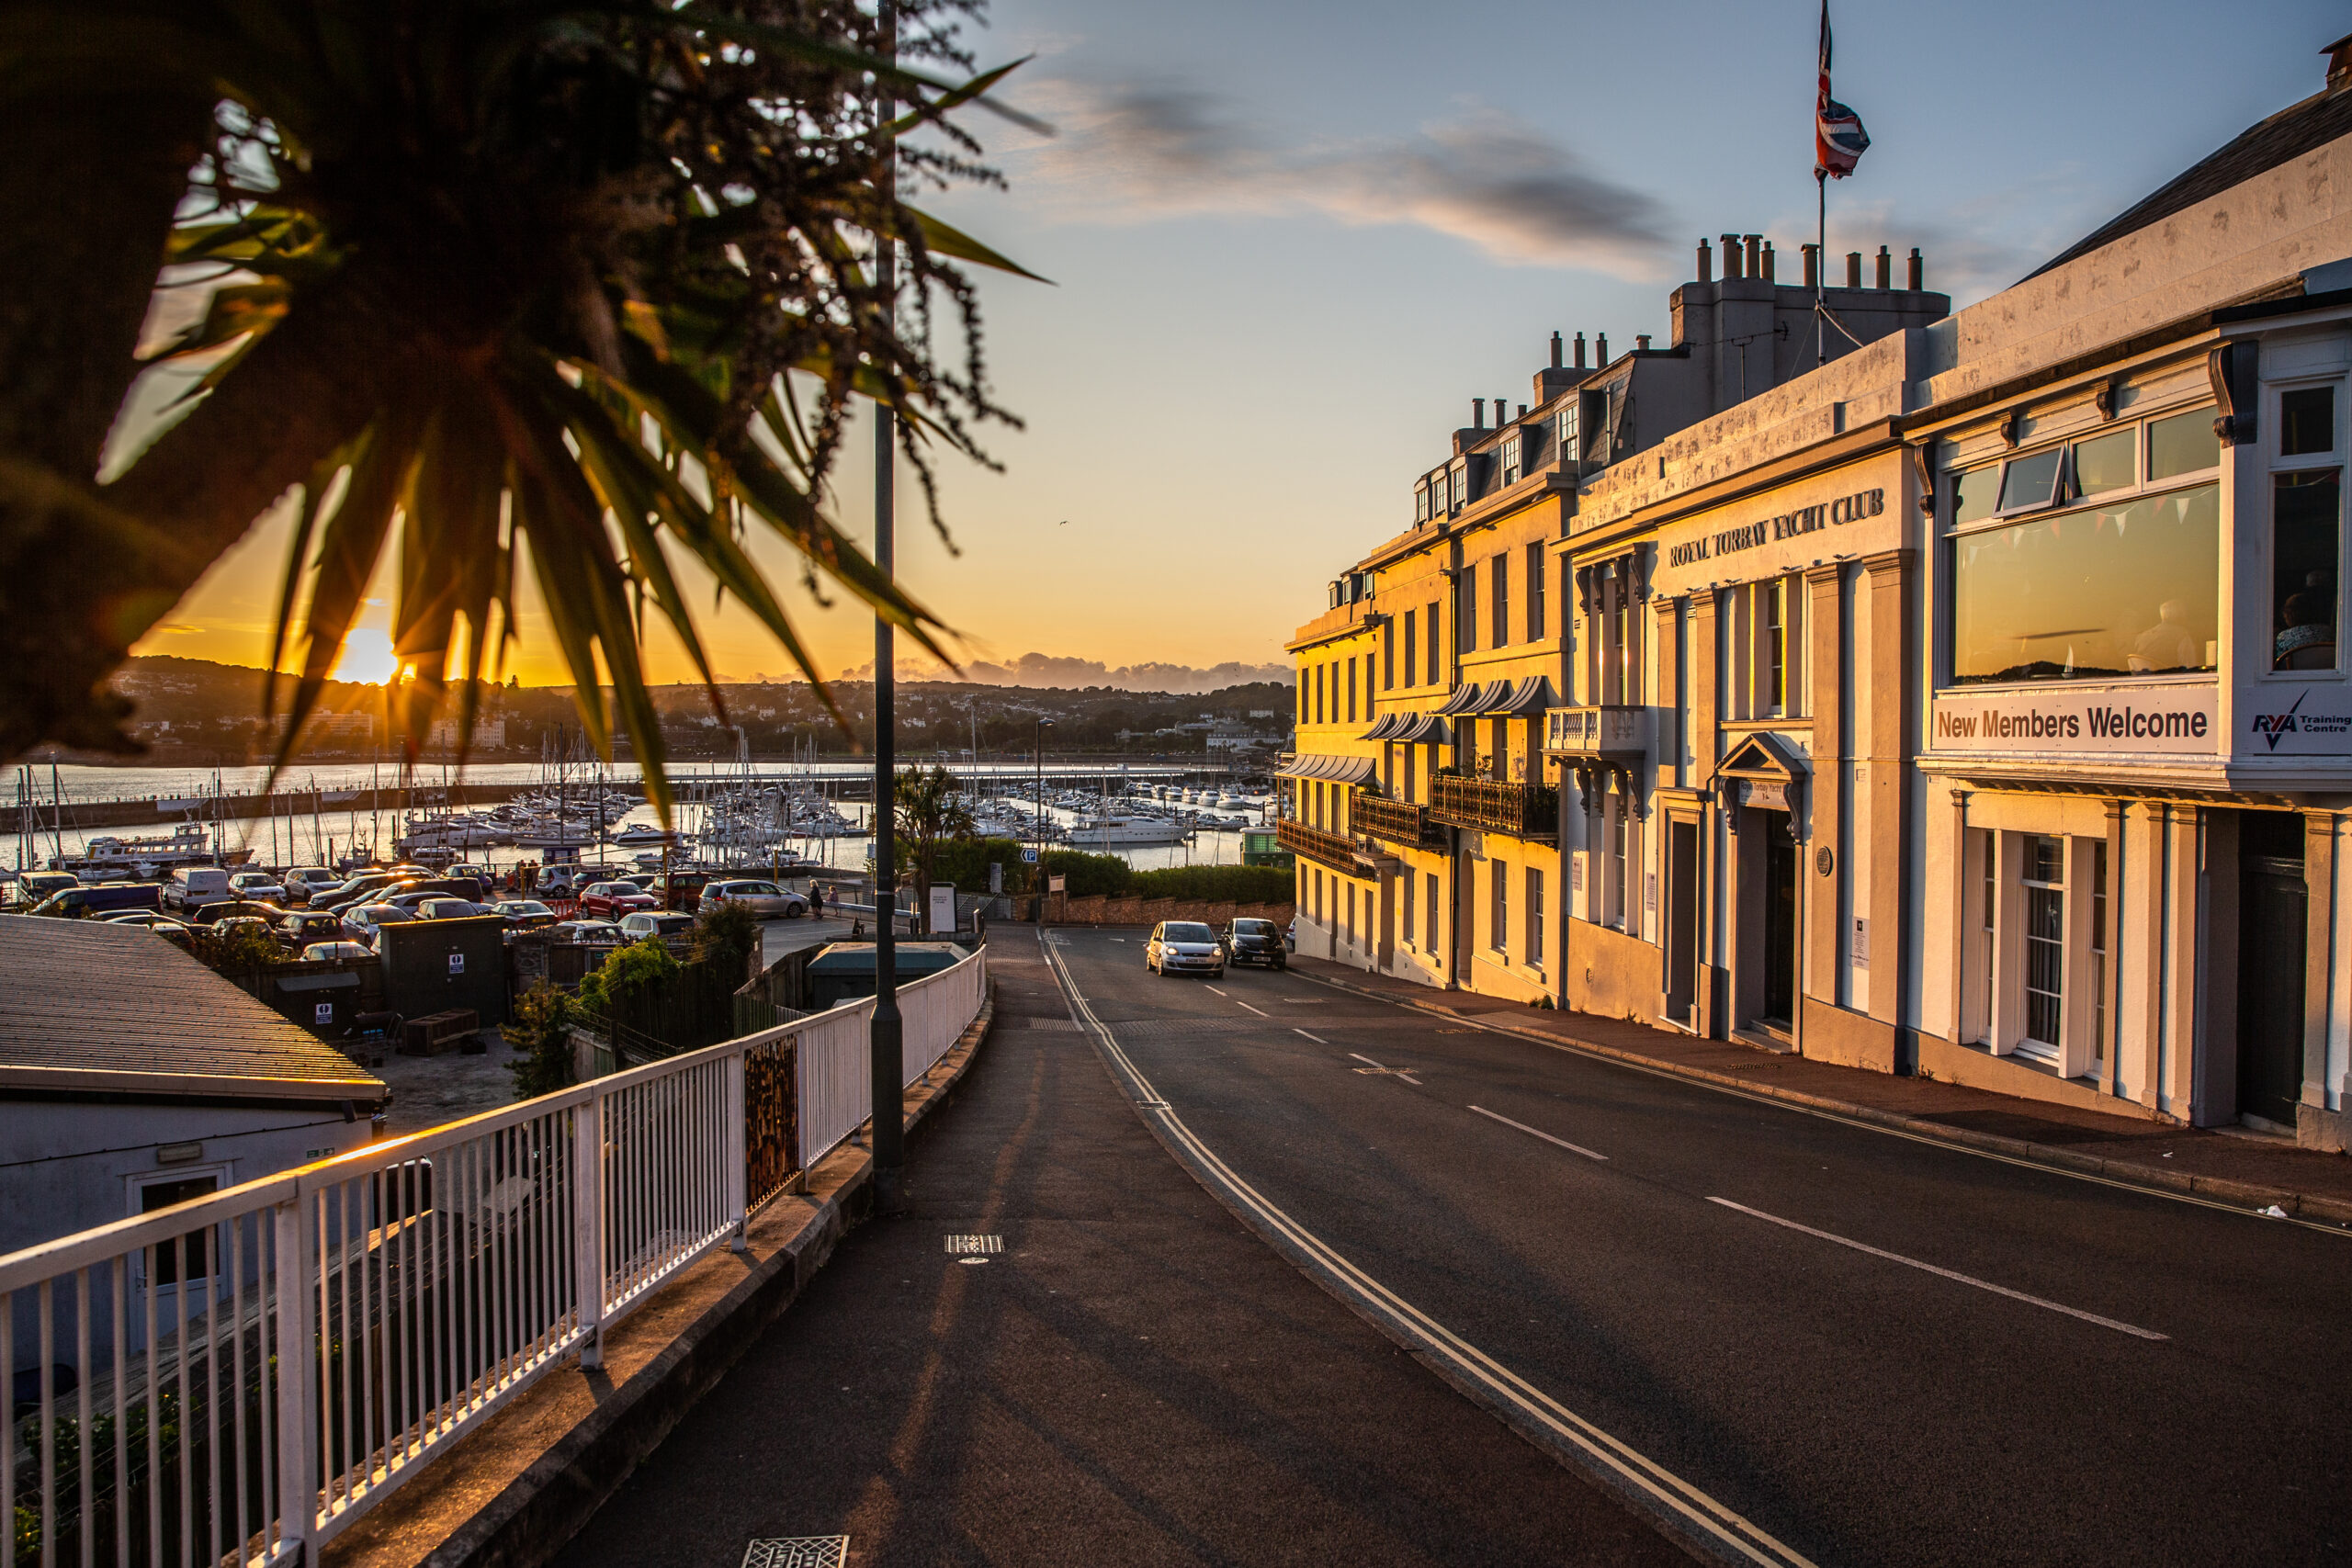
[1647,462,1901,598]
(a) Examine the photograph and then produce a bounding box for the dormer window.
[1556,403,1580,468]
[1500,434,1522,487]
[1415,482,1430,524]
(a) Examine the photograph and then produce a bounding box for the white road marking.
[1204,985,1227,995]
[1347,1050,1421,1086]
[1038,933,1816,1568]
[1109,937,1126,942]
[1705,1198,2167,1341]
[1468,1105,1607,1162]
[1295,1029,1327,1044]
[1232,999,1268,1017]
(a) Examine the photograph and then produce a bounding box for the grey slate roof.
[2030,80,2352,279]
[0,915,386,1101]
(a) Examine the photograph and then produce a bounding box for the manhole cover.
[743,1539,848,1568]
[944,1234,1002,1255]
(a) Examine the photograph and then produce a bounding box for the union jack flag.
[1815,1,1870,178]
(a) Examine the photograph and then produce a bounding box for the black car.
[1221,917,1287,970]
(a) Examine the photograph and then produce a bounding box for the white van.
[163,866,232,912]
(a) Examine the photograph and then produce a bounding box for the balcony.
[1350,789,1446,849]
[1277,817,1367,874]
[1429,775,1559,840]
[1543,705,1652,761]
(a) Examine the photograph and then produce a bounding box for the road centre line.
[1205,985,1227,995]
[1469,1105,1607,1162]
[1040,934,1816,1568]
[1294,1029,1327,1044]
[1232,999,1268,1016]
[1706,1198,2167,1341]
[1348,1051,1422,1085]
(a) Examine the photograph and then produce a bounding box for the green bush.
[691,898,762,976]
[577,937,679,1015]
[506,982,581,1100]
[1041,849,1132,897]
[1128,864,1295,904]
[928,836,1030,895]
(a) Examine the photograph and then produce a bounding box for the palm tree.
[0,0,1041,816]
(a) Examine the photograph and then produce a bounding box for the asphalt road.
[1043,928,2352,1566]
[556,941,1684,1568]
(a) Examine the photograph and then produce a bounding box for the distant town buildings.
[1283,35,2352,1151]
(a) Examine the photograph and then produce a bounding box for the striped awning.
[1360,713,1408,741]
[1432,682,1500,716]
[1276,753,1381,785]
[1479,676,1555,716]
[1390,713,1454,744]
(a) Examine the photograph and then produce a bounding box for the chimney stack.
[1518,403,1528,419]
[1906,247,1924,291]
[1761,242,1777,283]
[1697,237,1713,283]
[1472,398,1486,430]
[2327,31,2352,93]
[1596,333,1611,363]
[1875,245,1892,288]
[1550,331,1564,368]
[1722,233,1743,279]
[1574,332,1588,368]
[1846,251,1862,288]
[1744,234,1763,276]
[1635,334,1652,351]
[1802,243,1821,288]
[1496,395,1509,425]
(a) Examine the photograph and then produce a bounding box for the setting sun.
[328,627,400,684]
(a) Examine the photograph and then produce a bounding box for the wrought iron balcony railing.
[1349,789,1445,849]
[1276,817,1364,874]
[1428,775,1559,840]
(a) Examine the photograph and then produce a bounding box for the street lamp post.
[1034,718,1053,928]
[868,0,905,1213]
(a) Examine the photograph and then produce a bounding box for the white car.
[1146,920,1225,978]
[618,911,697,942]
[698,879,808,919]
[230,871,288,903]
[284,867,340,904]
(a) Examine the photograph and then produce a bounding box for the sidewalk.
[1289,955,2352,1227]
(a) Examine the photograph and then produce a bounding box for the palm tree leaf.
[664,6,1051,136]
[898,202,1052,283]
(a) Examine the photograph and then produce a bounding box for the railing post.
[272,1193,318,1556]
[573,1094,606,1368]
[724,1046,749,1251]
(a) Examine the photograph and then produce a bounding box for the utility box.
[803,942,965,1010]
[379,916,510,1025]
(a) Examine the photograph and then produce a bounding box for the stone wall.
[1018,896,1295,928]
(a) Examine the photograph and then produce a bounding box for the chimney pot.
[1761,243,1777,283]
[1906,246,1924,291]
[1550,331,1564,368]
[1875,244,1893,289]
[1597,333,1611,363]
[1802,243,1821,288]
[1721,233,1743,279]
[1517,403,1528,419]
[2327,32,2352,93]
[1574,332,1588,369]
[1845,251,1862,288]
[1744,234,1763,276]
[1635,334,1652,351]
[1472,398,1486,430]
[1697,238,1713,283]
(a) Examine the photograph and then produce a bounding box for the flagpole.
[1816,167,1827,367]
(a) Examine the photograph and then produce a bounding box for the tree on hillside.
[892,763,972,933]
[0,0,1042,818]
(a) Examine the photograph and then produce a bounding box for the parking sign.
[1022,847,1039,863]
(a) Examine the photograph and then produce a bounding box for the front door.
[2237,852,2307,1125]
[1760,811,1797,1027]
[1666,818,1699,1022]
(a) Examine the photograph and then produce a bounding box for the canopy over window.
[1275,753,1381,785]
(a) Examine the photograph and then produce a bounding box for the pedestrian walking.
[808,880,824,919]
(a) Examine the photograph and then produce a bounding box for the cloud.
[1016,80,1670,276]
[834,650,1293,694]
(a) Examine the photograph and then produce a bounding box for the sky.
[133,0,2348,690]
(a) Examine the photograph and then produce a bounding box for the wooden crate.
[399,1008,480,1056]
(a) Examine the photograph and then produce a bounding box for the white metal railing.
[0,946,985,1567]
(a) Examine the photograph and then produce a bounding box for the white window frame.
[2263,374,2346,683]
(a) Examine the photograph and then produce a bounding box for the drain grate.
[742,1539,848,1568]
[944,1234,1002,1255]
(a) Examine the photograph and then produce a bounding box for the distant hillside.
[833,652,1294,694]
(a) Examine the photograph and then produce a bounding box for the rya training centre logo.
[2251,691,2309,750]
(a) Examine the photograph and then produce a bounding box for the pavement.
[555,939,1684,1568]
[1025,930,2352,1567]
[1286,953,2352,1216]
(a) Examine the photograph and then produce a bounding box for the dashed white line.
[1705,1198,2167,1341]
[1348,1050,1421,1086]
[1232,999,1268,1016]
[1469,1105,1607,1162]
[1204,985,1227,995]
[1294,1028,1327,1044]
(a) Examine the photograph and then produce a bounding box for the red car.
[578,880,660,919]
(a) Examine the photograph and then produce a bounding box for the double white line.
[1042,936,1818,1568]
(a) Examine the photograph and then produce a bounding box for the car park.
[618,910,697,942]
[579,880,660,919]
[698,879,808,919]
[1146,920,1225,978]
[229,870,288,903]
[1221,917,1287,970]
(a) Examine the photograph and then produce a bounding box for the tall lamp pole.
[868,0,905,1213]
[1034,718,1053,927]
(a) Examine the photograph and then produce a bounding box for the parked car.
[162,866,233,913]
[698,879,808,919]
[209,914,278,944]
[344,903,417,949]
[491,899,558,930]
[311,873,408,913]
[1146,920,1225,978]
[192,898,287,927]
[276,909,347,950]
[229,870,288,903]
[1221,917,1287,971]
[549,919,625,947]
[415,897,488,920]
[100,910,195,946]
[578,881,660,919]
[283,867,341,904]
[617,910,697,942]
[29,882,163,919]
[300,940,375,962]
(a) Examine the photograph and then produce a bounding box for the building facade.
[1284,40,2352,1149]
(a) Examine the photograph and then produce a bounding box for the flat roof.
[0,916,388,1103]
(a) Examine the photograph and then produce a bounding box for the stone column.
[1804,563,1844,1015]
[1862,549,1913,1033]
